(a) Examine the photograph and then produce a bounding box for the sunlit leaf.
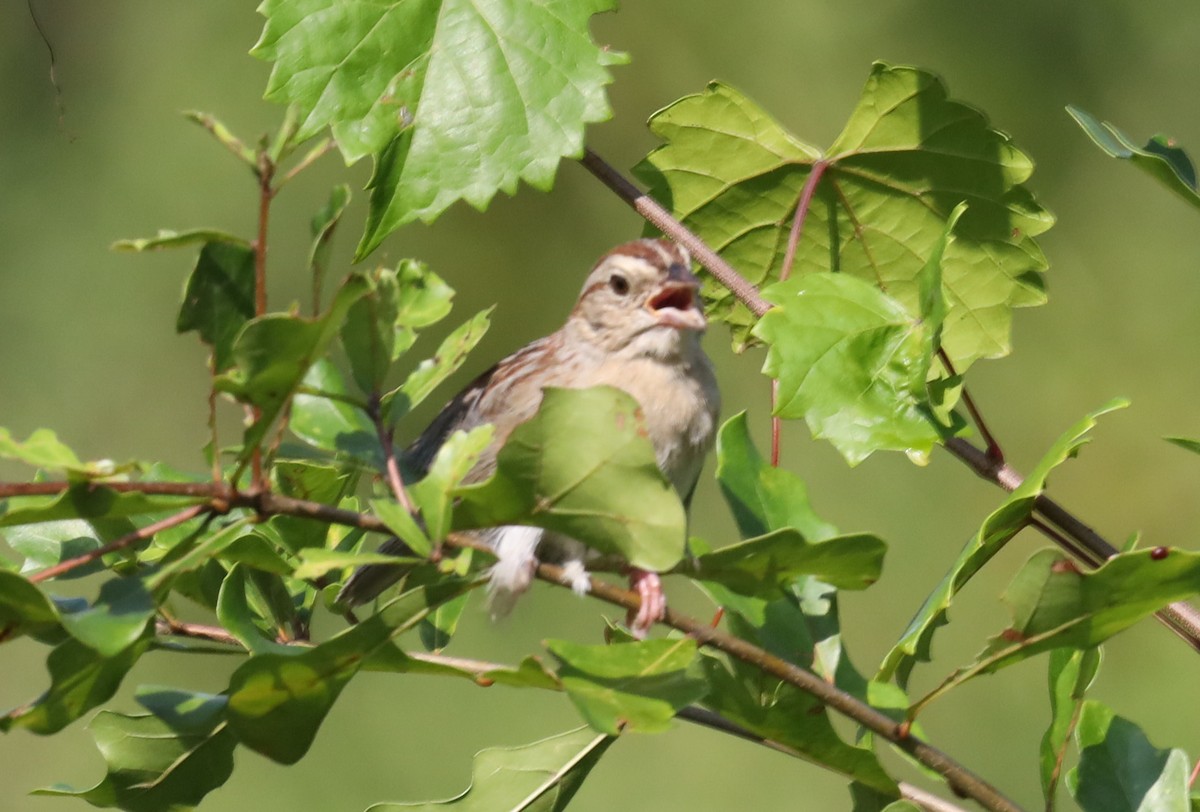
[112,228,249,252]
[917,547,1200,710]
[1067,701,1191,812]
[36,688,236,811]
[217,274,371,459]
[715,412,838,541]
[9,520,104,580]
[2,637,151,735]
[387,308,493,424]
[367,727,613,811]
[0,485,204,528]
[878,399,1128,687]
[754,273,944,464]
[1068,106,1200,211]
[455,387,687,572]
[59,577,155,657]
[637,66,1051,360]
[1041,648,1102,806]
[695,528,885,596]
[410,426,494,543]
[253,0,627,255]
[291,359,381,467]
[227,579,474,763]
[546,638,706,734]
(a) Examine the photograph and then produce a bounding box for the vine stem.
[578,147,1200,656]
[4,479,1019,812]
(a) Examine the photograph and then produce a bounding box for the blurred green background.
[4,2,1200,810]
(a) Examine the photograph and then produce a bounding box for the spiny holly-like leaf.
[252,0,628,257]
[715,413,838,541]
[754,273,945,465]
[1067,701,1192,812]
[454,387,687,572]
[695,528,885,597]
[36,688,236,811]
[637,65,1052,361]
[1068,106,1200,211]
[217,274,371,460]
[227,579,474,763]
[2,637,151,735]
[367,727,613,811]
[1042,648,1102,806]
[546,638,706,735]
[916,547,1200,712]
[176,240,257,373]
[878,399,1128,687]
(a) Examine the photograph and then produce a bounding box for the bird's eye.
[609,274,630,295]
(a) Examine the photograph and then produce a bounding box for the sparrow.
[338,238,720,636]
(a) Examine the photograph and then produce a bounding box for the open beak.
[647,267,706,331]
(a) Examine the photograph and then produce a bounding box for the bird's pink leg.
[627,568,666,638]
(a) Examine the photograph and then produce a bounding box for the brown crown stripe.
[594,238,687,271]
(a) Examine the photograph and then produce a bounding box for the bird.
[337,238,720,636]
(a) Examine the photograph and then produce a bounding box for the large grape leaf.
[636,63,1053,361]
[253,0,628,257]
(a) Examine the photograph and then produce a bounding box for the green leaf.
[700,650,897,794]
[455,387,687,572]
[293,548,422,581]
[36,688,236,811]
[1165,436,1200,456]
[372,498,433,558]
[715,412,838,540]
[546,638,706,734]
[2,637,151,735]
[342,266,404,394]
[754,273,944,464]
[392,259,455,330]
[1067,106,1200,211]
[1042,648,1102,806]
[176,240,257,373]
[291,359,382,467]
[227,579,474,763]
[1067,701,1191,812]
[636,66,1051,360]
[308,183,351,310]
[8,520,103,580]
[419,592,470,652]
[59,577,155,657]
[185,110,260,167]
[216,564,293,655]
[253,0,627,255]
[0,428,131,478]
[410,425,494,543]
[217,274,371,460]
[386,307,493,424]
[0,570,60,639]
[919,547,1200,710]
[112,228,250,252]
[695,529,885,597]
[367,727,613,811]
[878,399,1128,687]
[0,485,205,528]
[267,460,353,552]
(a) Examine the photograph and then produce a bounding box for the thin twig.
[250,151,276,490]
[278,138,334,188]
[939,349,1003,461]
[27,504,208,583]
[156,617,243,648]
[369,398,417,515]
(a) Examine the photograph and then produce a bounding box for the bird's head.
[568,238,706,358]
